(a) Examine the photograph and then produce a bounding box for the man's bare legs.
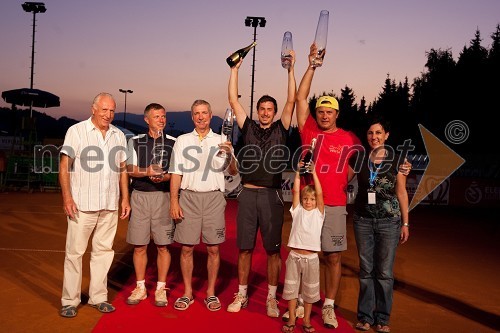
[322,251,342,328]
[206,244,220,297]
[179,245,194,299]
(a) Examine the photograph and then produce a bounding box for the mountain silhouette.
[113,111,223,136]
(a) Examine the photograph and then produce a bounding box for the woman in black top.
[350,115,409,333]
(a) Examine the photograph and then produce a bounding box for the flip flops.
[174,296,194,311]
[89,302,115,313]
[375,324,391,333]
[355,322,371,331]
[302,325,316,333]
[204,295,221,311]
[281,324,296,332]
[60,305,77,318]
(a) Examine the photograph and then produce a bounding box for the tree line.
[283,25,500,178]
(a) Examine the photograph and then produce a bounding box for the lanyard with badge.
[367,160,381,204]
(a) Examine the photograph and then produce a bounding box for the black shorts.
[236,187,284,252]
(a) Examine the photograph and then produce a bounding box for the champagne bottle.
[226,42,257,67]
[299,138,317,175]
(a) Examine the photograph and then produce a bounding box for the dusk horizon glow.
[1,0,499,123]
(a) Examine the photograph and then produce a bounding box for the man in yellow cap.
[294,44,361,329]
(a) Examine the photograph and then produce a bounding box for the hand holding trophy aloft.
[281,31,294,69]
[311,10,329,68]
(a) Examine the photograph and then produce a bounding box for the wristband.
[402,223,410,227]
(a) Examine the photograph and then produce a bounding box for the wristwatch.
[402,223,410,227]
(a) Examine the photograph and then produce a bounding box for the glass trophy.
[299,137,317,175]
[312,10,329,68]
[281,31,293,69]
[217,108,234,157]
[150,130,167,179]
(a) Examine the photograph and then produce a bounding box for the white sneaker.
[227,293,248,312]
[266,296,280,318]
[322,305,338,328]
[126,287,147,305]
[154,288,168,307]
[282,300,305,322]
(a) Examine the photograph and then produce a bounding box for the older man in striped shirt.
[59,92,130,318]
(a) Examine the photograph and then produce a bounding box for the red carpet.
[93,200,354,333]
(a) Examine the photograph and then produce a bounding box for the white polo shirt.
[169,129,226,192]
[60,118,127,211]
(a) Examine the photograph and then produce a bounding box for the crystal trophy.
[150,130,167,179]
[281,31,293,69]
[217,108,234,157]
[312,10,329,68]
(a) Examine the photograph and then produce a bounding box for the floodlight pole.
[119,89,133,128]
[245,16,266,120]
[29,10,36,89]
[22,2,46,117]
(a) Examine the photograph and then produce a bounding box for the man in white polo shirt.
[59,92,130,318]
[169,99,237,312]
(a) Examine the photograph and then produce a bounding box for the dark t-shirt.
[238,117,288,189]
[128,132,176,192]
[350,149,402,218]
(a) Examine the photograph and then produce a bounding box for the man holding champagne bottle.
[226,49,296,318]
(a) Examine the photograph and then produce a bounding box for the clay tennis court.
[0,191,498,332]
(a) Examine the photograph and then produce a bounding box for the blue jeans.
[353,214,401,325]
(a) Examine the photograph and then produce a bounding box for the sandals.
[355,322,371,331]
[60,305,77,318]
[204,295,221,311]
[89,302,115,313]
[302,325,316,333]
[375,324,391,333]
[281,324,296,333]
[174,296,194,311]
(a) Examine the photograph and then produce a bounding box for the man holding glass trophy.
[169,100,238,312]
[125,103,176,307]
[295,9,362,329]
[226,42,296,318]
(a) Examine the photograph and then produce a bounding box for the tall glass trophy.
[281,31,293,69]
[217,108,234,157]
[150,129,166,179]
[312,10,329,68]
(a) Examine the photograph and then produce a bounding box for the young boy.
[282,162,325,333]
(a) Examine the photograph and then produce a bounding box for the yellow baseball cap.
[315,95,339,111]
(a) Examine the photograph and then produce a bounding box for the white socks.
[137,280,166,290]
[136,280,146,289]
[323,298,334,307]
[268,285,277,299]
[239,284,248,297]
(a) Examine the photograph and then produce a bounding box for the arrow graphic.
[409,124,466,210]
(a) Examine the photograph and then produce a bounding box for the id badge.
[368,191,376,205]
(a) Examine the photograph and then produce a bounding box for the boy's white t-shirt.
[287,204,325,252]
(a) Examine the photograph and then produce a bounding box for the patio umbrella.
[2,88,60,108]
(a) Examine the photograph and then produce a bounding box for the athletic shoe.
[227,293,248,312]
[266,296,280,318]
[322,305,338,328]
[127,287,147,305]
[154,288,168,307]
